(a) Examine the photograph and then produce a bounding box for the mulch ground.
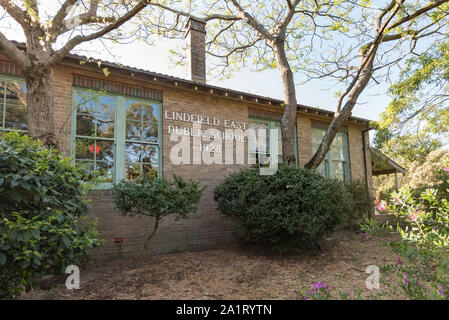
[20,229,406,300]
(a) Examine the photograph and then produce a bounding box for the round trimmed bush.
[214,165,366,249]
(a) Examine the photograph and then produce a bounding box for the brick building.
[0,18,373,258]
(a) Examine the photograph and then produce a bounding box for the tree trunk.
[273,40,297,166]
[143,216,160,254]
[305,47,378,170]
[22,62,57,148]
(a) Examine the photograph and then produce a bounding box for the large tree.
[375,40,449,162]
[0,0,151,146]
[149,0,355,165]
[148,0,449,168]
[304,0,449,169]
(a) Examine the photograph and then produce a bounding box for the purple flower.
[403,273,409,286]
[444,167,449,172]
[438,283,446,296]
[311,281,329,294]
[312,281,325,290]
[378,202,387,211]
[397,256,403,265]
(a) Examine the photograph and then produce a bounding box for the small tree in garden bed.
[113,175,204,253]
[377,157,449,300]
[0,132,101,299]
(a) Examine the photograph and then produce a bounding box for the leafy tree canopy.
[375,41,449,164]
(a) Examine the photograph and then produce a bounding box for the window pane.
[273,122,282,158]
[2,80,27,130]
[125,162,141,181]
[126,120,141,140]
[125,143,159,180]
[126,100,159,143]
[312,128,348,181]
[248,120,268,153]
[95,161,114,183]
[330,144,345,161]
[142,144,159,165]
[142,103,159,122]
[96,140,114,162]
[76,92,97,114]
[126,100,159,123]
[126,101,142,120]
[5,105,27,130]
[76,92,114,115]
[96,117,114,138]
[143,122,158,142]
[75,138,95,160]
[142,164,158,179]
[312,128,325,148]
[76,113,95,136]
[330,161,344,180]
[125,142,143,163]
[6,81,26,106]
[75,160,96,181]
[96,97,115,119]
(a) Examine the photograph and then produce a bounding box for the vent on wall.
[248,108,283,121]
[73,74,163,101]
[0,60,22,76]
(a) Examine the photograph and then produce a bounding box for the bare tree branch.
[0,30,30,66]
[387,0,449,30]
[228,0,275,41]
[0,0,27,29]
[50,0,78,33]
[151,2,240,22]
[49,0,151,65]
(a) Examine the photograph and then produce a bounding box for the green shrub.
[0,132,88,217]
[213,165,368,249]
[341,180,372,228]
[0,132,101,299]
[113,175,204,253]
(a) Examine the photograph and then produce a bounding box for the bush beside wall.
[214,165,370,250]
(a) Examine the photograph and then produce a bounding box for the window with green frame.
[248,118,283,168]
[71,88,162,187]
[248,117,299,168]
[0,76,27,132]
[312,127,350,182]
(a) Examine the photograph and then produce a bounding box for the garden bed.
[20,230,406,300]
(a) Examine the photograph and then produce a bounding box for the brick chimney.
[185,17,206,83]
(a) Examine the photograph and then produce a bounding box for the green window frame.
[0,75,27,133]
[71,87,162,189]
[248,117,298,168]
[312,127,350,182]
